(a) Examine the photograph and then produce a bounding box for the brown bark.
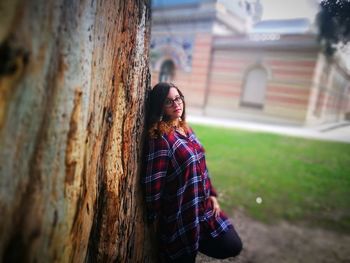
[0,0,155,262]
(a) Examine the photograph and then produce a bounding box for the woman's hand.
[209,196,221,217]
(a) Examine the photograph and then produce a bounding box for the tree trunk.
[0,0,155,262]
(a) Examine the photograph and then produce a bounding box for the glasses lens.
[174,97,182,104]
[164,99,172,107]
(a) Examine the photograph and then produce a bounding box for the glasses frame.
[164,95,184,108]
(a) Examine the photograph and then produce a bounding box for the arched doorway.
[241,67,267,109]
[159,59,175,82]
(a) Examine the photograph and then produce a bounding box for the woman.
[143,82,242,263]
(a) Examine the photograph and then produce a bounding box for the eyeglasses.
[164,96,184,108]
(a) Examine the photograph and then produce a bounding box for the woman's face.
[163,87,184,121]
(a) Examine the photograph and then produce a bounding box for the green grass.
[191,124,350,233]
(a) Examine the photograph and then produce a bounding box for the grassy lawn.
[191,124,350,233]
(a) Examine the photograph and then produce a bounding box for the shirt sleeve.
[189,126,218,197]
[143,136,170,222]
[208,177,218,197]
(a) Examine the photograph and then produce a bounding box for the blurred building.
[150,0,350,125]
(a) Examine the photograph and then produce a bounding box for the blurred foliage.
[317,0,350,57]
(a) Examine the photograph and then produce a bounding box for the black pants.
[164,227,243,263]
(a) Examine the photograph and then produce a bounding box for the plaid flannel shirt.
[143,127,232,259]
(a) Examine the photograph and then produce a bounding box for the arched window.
[241,67,267,109]
[159,60,175,82]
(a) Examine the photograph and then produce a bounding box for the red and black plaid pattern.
[143,128,232,259]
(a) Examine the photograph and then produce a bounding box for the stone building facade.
[150,0,350,125]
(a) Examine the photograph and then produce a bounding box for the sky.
[152,0,320,21]
[260,0,320,21]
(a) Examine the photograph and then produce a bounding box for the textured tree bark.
[0,0,155,262]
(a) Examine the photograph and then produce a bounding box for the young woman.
[143,82,242,263]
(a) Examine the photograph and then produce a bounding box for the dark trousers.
[164,227,243,263]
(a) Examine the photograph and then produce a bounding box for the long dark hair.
[146,82,187,138]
